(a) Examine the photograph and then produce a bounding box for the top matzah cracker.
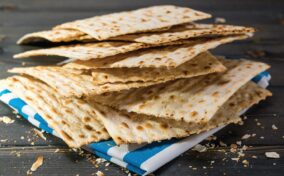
[3,76,109,148]
[91,58,270,123]
[64,35,248,68]
[91,81,271,144]
[17,23,254,45]
[54,5,211,40]
[9,52,225,97]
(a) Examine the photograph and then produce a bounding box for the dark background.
[0,0,284,175]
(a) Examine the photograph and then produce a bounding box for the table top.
[0,0,284,175]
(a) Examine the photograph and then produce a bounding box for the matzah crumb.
[30,155,44,172]
[96,171,104,176]
[215,17,226,23]
[192,144,207,152]
[272,124,278,130]
[33,128,47,141]
[242,160,249,166]
[242,134,251,140]
[0,116,15,124]
[265,152,280,159]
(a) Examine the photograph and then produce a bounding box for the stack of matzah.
[2,5,271,148]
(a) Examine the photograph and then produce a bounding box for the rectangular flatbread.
[9,52,225,97]
[17,23,254,45]
[63,35,248,68]
[112,23,255,44]
[54,5,211,40]
[14,42,150,61]
[91,58,270,124]
[91,82,271,144]
[91,52,226,84]
[3,76,109,148]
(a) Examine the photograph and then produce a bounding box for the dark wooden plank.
[157,146,284,176]
[1,0,283,12]
[0,146,128,176]
[0,145,283,176]
[1,11,283,27]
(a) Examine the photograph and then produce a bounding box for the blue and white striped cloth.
[0,71,270,175]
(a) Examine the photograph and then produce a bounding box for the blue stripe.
[34,113,49,126]
[38,123,54,134]
[8,98,30,120]
[126,163,147,175]
[7,96,54,134]
[252,71,269,83]
[0,89,11,96]
[94,150,112,161]
[94,151,146,175]
[123,138,178,167]
[88,140,116,154]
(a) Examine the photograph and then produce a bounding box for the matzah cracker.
[17,29,93,44]
[112,23,255,44]
[64,35,248,69]
[14,42,149,61]
[91,52,226,84]
[9,53,224,97]
[17,23,254,45]
[92,82,271,144]
[3,76,109,148]
[54,5,211,40]
[91,58,270,123]
[8,67,159,97]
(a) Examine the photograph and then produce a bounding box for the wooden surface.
[0,0,284,175]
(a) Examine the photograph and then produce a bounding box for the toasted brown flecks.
[61,120,67,125]
[79,134,85,138]
[138,104,146,109]
[45,114,52,120]
[84,125,94,131]
[136,125,144,131]
[212,91,219,96]
[83,117,91,122]
[191,111,198,117]
[198,100,205,103]
[160,123,169,129]
[121,122,129,128]
[61,131,73,141]
[218,79,231,85]
[115,136,125,144]
[145,123,153,128]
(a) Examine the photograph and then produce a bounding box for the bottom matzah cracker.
[3,76,109,148]
[92,82,271,144]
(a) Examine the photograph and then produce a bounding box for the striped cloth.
[0,71,270,175]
